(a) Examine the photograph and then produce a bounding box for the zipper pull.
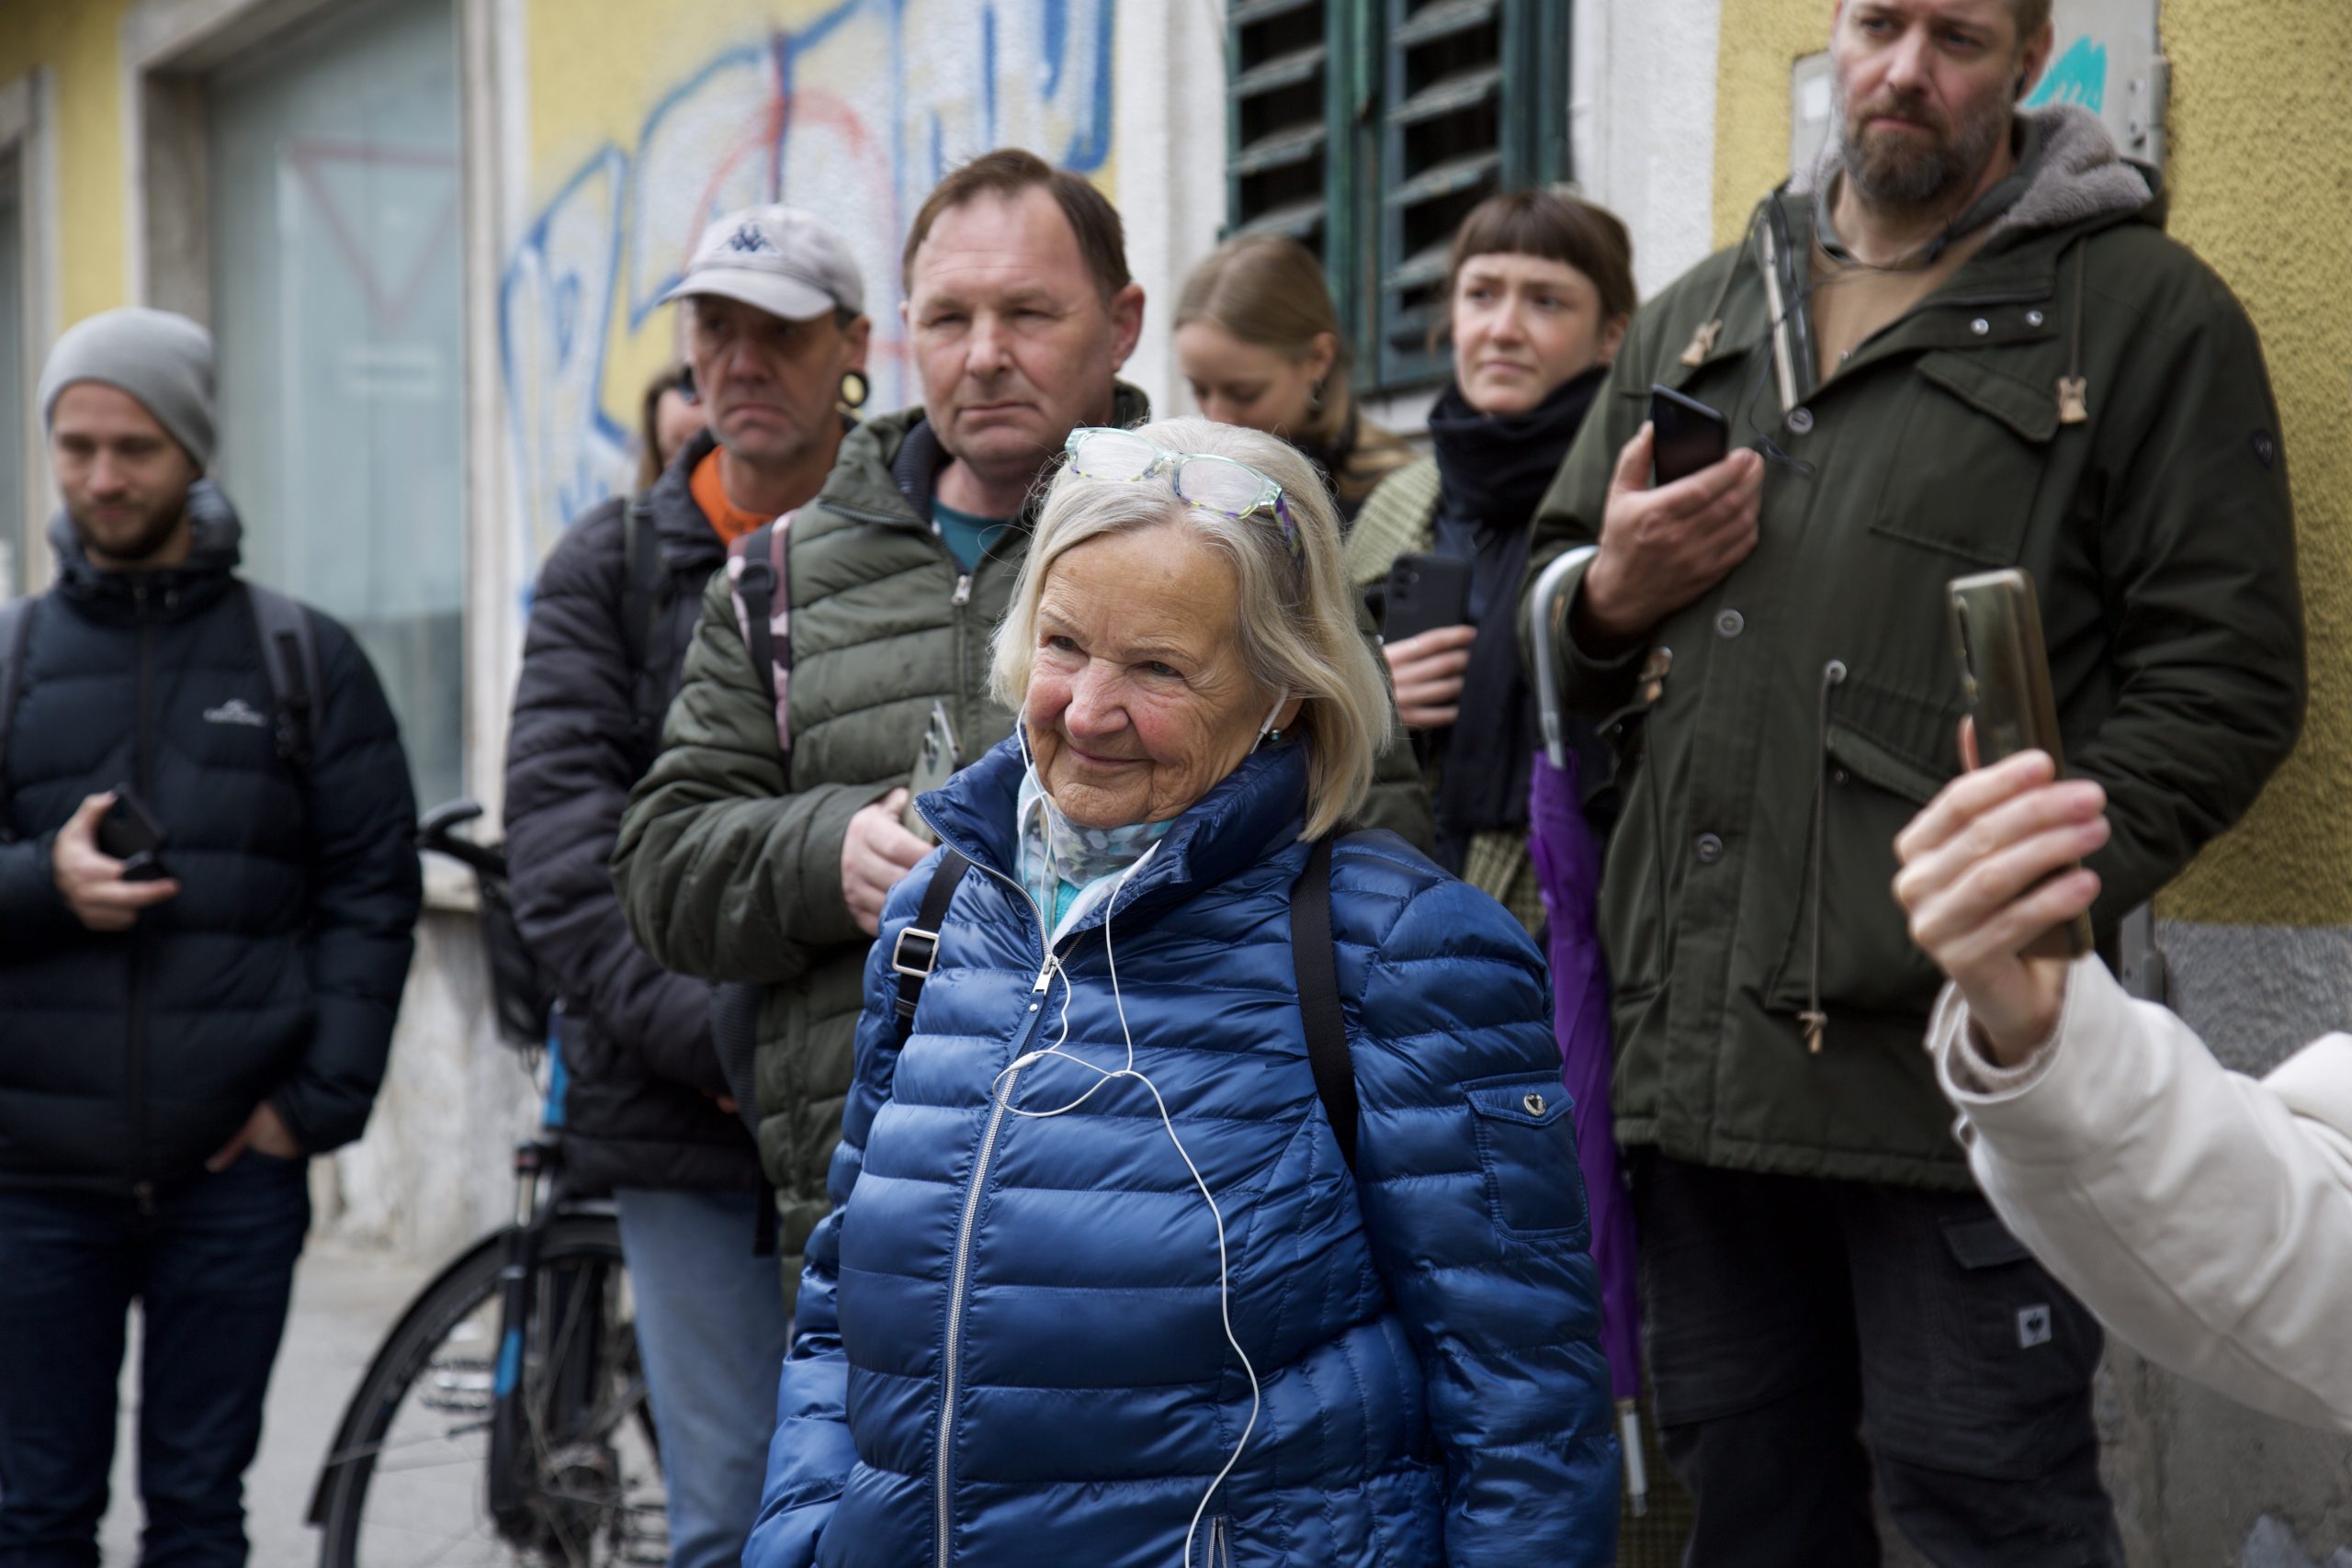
[951,573,972,607]
[1032,955,1057,993]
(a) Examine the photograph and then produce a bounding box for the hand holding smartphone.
[1946,570,2093,959]
[96,784,174,883]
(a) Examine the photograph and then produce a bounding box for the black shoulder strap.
[1292,833,1360,1171]
[736,520,780,713]
[244,584,322,772]
[0,596,39,807]
[620,496,664,668]
[620,498,676,749]
[888,850,974,1045]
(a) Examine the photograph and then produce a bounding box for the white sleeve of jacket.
[1927,958,2352,1434]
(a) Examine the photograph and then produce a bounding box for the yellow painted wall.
[1713,0,2352,926]
[0,0,137,327]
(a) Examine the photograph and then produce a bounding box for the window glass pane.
[207,0,463,808]
[0,162,23,598]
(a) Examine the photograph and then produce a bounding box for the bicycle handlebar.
[416,798,509,881]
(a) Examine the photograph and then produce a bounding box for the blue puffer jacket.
[748,735,1619,1568]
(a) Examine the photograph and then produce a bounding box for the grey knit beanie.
[38,307,217,468]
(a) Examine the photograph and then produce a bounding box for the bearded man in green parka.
[1522,1,2304,1562]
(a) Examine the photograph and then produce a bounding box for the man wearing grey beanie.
[0,306,423,1562]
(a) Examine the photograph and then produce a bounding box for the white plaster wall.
[321,913,541,1258]
[1571,0,1724,299]
[1112,0,1227,420]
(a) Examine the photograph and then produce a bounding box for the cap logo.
[726,222,774,255]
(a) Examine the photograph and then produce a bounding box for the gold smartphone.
[903,701,961,845]
[1946,569,2094,960]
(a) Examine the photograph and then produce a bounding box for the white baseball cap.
[661,204,865,321]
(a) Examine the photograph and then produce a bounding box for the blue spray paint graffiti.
[2026,36,2109,115]
[501,0,1114,564]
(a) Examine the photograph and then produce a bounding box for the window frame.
[1225,0,1572,396]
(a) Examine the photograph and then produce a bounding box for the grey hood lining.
[1793,104,2153,238]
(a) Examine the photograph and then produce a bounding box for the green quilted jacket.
[614,391,1431,1288]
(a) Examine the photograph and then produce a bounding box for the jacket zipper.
[933,856,1051,1568]
[1800,659,1848,1055]
[130,585,156,1212]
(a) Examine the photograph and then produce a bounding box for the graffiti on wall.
[502,0,1114,560]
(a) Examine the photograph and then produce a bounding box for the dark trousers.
[1631,1153,2122,1568]
[0,1153,310,1568]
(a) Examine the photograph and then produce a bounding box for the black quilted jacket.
[503,432,761,1194]
[0,505,420,1197]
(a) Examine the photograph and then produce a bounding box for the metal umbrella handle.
[1527,546,1600,770]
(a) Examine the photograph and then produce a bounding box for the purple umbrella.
[1527,547,1647,1513]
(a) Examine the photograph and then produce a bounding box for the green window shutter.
[1226,0,1334,255]
[1372,0,1570,389]
[1224,0,1569,396]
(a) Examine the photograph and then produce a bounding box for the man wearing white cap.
[502,205,869,1568]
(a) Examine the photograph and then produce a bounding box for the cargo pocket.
[1766,684,1958,1022]
[1464,1074,1588,1239]
[1869,350,2061,567]
[1868,1208,2107,1481]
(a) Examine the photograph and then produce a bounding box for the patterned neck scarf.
[1016,766,1174,943]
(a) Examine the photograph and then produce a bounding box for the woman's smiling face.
[1023,517,1291,829]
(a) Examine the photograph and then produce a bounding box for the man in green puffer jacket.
[615,152,1430,1300]
[1521,4,2303,1562]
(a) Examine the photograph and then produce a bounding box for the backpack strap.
[619,497,675,751]
[244,584,323,773]
[1291,832,1360,1171]
[729,516,794,757]
[0,596,39,815]
[888,850,974,1045]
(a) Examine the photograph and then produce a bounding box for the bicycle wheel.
[315,1214,667,1568]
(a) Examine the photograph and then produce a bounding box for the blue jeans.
[615,1187,795,1568]
[0,1153,310,1568]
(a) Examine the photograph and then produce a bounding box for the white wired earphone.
[985,694,1287,1564]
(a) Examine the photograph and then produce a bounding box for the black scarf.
[1424,367,1606,872]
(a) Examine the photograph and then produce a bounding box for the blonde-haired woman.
[746,417,1619,1568]
[1177,234,1415,522]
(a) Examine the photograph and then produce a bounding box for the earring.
[1306,378,1324,412]
[840,368,869,410]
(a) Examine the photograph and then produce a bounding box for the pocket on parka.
[1764,680,1960,1021]
[1869,350,2062,566]
[1464,1073,1589,1239]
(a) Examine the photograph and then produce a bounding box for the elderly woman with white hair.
[744,418,1619,1568]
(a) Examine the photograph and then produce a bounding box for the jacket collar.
[916,730,1310,939]
[819,380,1155,532]
[1789,104,2157,254]
[48,487,244,619]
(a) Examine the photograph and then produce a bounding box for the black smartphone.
[96,784,173,883]
[1649,385,1730,487]
[1947,570,2093,960]
[1381,553,1475,643]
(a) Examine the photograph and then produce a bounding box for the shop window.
[206,0,464,808]
[1226,0,1569,392]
